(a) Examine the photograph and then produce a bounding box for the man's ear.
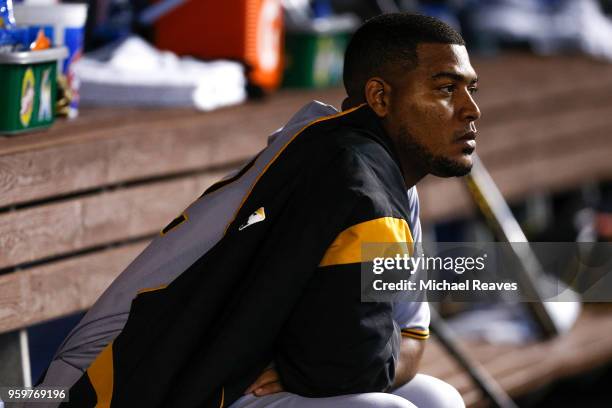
[365,77,391,118]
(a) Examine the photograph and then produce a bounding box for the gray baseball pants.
[230,374,464,408]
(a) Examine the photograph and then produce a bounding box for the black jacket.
[64,104,416,407]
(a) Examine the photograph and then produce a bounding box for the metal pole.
[464,155,581,338]
[430,308,519,408]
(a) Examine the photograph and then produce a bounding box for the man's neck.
[380,120,428,189]
[398,162,427,190]
[342,97,427,189]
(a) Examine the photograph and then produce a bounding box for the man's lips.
[456,131,477,150]
[457,131,476,141]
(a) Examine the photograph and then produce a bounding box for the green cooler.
[0,46,67,135]
[282,31,350,88]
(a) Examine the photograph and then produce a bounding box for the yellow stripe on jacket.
[87,340,114,408]
[319,217,414,267]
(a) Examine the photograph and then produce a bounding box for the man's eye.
[469,86,479,95]
[439,85,455,94]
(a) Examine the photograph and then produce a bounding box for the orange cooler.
[155,0,283,91]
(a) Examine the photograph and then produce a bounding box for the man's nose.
[461,91,481,122]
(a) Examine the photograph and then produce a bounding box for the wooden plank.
[419,307,612,407]
[476,100,612,163]
[0,90,345,208]
[10,120,606,271]
[0,242,147,333]
[0,89,346,157]
[0,171,225,270]
[0,53,607,156]
[490,308,612,397]
[1,55,611,210]
[2,93,610,221]
[0,117,257,209]
[472,54,612,110]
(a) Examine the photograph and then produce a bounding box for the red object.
[596,212,612,240]
[155,0,284,90]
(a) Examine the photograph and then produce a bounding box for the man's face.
[385,43,481,178]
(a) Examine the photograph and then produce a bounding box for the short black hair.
[343,13,465,101]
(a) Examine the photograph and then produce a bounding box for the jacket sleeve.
[275,208,409,396]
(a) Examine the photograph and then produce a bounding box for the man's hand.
[244,367,284,397]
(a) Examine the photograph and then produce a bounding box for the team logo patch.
[239,207,266,231]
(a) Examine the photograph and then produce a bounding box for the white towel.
[75,36,247,111]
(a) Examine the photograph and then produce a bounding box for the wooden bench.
[421,305,612,407]
[1,53,612,402]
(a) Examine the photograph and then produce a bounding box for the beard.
[394,126,473,178]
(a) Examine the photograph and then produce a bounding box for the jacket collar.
[342,104,404,171]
